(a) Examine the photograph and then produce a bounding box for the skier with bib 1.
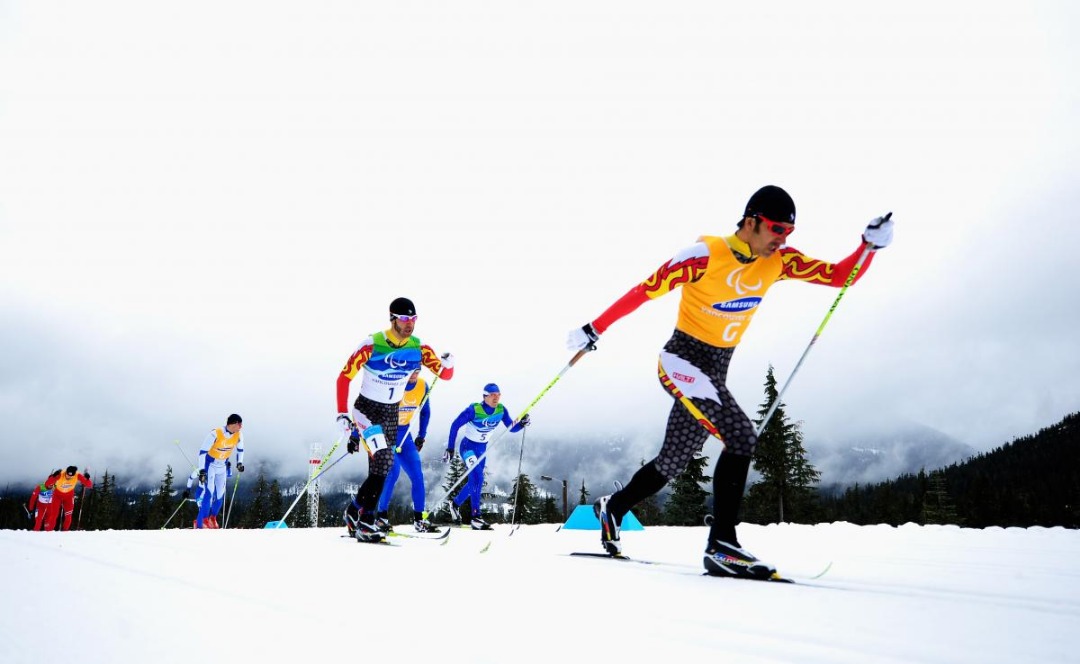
[567,185,894,578]
[337,297,454,542]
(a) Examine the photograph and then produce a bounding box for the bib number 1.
[361,425,389,454]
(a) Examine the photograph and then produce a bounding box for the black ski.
[339,533,398,545]
[568,552,798,583]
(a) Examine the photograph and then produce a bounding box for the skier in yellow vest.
[567,185,894,577]
[195,414,245,529]
[52,466,93,531]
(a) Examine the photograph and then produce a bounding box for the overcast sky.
[2,1,1078,487]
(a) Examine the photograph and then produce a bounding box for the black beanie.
[66,465,78,475]
[390,297,416,316]
[744,185,796,224]
[227,414,242,425]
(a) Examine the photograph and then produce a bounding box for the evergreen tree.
[295,490,313,528]
[152,465,176,529]
[921,470,961,525]
[90,470,118,531]
[131,494,152,530]
[539,494,561,523]
[242,471,271,528]
[267,479,285,529]
[745,366,821,524]
[663,453,710,526]
[509,474,539,524]
[577,479,589,506]
[435,456,467,521]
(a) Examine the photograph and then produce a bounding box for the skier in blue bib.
[442,383,530,530]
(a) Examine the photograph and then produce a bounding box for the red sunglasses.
[392,314,418,323]
[755,215,795,237]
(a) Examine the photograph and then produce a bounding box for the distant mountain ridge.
[809,422,977,490]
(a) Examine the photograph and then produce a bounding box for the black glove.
[414,436,425,452]
[347,427,361,454]
[518,413,531,428]
[236,462,245,473]
[84,472,91,482]
[198,469,207,483]
[182,489,191,500]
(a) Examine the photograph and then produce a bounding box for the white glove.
[863,213,894,250]
[567,323,600,351]
[439,352,454,370]
[441,449,453,464]
[336,413,354,434]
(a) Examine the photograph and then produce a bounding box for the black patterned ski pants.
[653,330,757,481]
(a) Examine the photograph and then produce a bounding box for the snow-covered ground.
[3,522,1077,663]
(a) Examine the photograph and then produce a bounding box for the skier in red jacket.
[28,469,63,531]
[52,466,93,531]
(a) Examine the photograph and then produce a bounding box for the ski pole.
[272,439,349,529]
[755,222,884,437]
[429,348,591,518]
[75,467,90,531]
[223,473,240,529]
[397,375,438,453]
[174,440,197,471]
[509,427,527,534]
[161,499,192,529]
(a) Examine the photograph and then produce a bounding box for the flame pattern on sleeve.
[641,255,710,299]
[421,344,454,379]
[340,343,373,380]
[778,248,836,285]
[779,240,874,287]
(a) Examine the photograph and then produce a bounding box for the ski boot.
[374,512,394,534]
[470,516,493,531]
[703,540,777,580]
[594,495,622,555]
[355,517,386,543]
